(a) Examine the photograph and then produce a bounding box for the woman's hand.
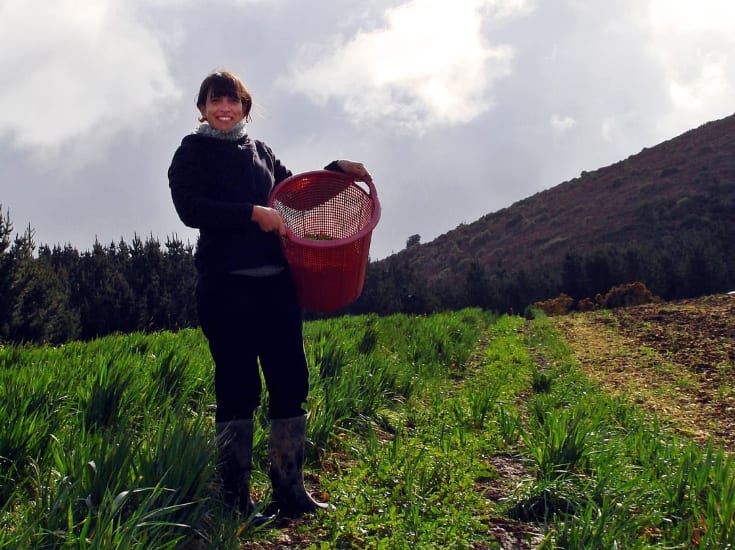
[251,205,286,236]
[337,160,373,183]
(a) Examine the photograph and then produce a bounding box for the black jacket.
[168,132,342,275]
[168,133,292,274]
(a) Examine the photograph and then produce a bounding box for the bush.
[602,281,659,309]
[576,297,599,312]
[531,293,575,316]
[532,282,659,316]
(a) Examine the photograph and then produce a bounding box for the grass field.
[1,297,734,549]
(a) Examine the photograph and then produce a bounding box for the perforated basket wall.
[269,170,381,312]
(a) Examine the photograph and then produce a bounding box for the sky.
[1,0,734,260]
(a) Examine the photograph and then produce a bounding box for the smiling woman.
[167,69,373,523]
[196,72,253,131]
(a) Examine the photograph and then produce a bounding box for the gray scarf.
[194,120,248,141]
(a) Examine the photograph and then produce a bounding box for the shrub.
[602,281,659,309]
[576,297,598,312]
[532,293,575,316]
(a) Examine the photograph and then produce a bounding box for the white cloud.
[648,0,735,119]
[279,0,527,133]
[601,116,619,143]
[649,0,735,33]
[669,52,731,110]
[3,0,735,261]
[0,0,180,155]
[550,114,575,133]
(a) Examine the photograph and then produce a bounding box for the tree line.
[2,206,733,345]
[352,223,735,316]
[0,209,197,345]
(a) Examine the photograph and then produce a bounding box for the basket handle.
[270,169,381,242]
[364,178,380,224]
[355,177,378,198]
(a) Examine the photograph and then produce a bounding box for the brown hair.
[196,71,253,123]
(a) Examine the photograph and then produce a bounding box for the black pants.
[196,270,309,422]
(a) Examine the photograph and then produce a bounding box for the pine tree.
[0,208,14,340]
[561,252,587,299]
[77,238,135,339]
[163,235,197,329]
[9,226,79,344]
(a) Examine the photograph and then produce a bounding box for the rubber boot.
[267,415,330,517]
[216,419,268,523]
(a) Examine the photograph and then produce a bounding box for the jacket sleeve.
[323,160,345,173]
[168,141,254,230]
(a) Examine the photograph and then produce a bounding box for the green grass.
[514,314,735,548]
[1,309,734,548]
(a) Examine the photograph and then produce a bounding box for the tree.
[0,208,14,340]
[561,252,587,299]
[76,239,135,338]
[406,234,421,249]
[463,261,490,309]
[9,225,79,344]
[162,235,198,329]
[140,236,166,330]
[585,249,617,297]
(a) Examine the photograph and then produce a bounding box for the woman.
[168,70,371,519]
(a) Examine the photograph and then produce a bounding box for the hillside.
[378,113,735,293]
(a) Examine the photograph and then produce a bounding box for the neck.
[195,120,248,141]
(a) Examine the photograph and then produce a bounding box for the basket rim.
[269,169,381,248]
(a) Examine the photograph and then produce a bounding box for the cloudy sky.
[1,0,734,260]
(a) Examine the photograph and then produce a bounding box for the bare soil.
[481,293,735,549]
[554,293,735,449]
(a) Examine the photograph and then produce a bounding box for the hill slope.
[383,112,735,289]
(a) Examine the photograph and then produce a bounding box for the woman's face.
[198,90,245,132]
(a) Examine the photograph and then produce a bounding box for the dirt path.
[554,294,735,449]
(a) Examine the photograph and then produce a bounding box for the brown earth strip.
[553,294,735,450]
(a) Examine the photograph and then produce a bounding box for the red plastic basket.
[269,170,381,312]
